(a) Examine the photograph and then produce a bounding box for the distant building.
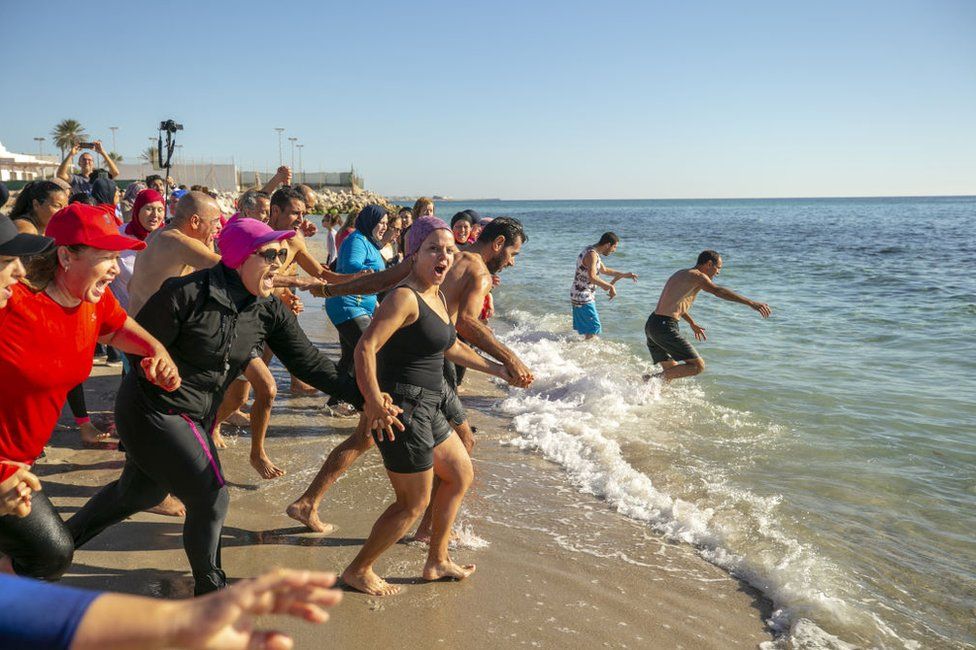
[238,169,363,192]
[0,141,51,182]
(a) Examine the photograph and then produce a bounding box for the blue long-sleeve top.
[325,230,385,325]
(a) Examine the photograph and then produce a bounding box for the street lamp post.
[274,128,285,166]
[288,137,297,174]
[33,137,45,179]
[297,144,304,184]
[109,126,119,158]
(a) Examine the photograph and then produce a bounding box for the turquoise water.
[453,197,976,648]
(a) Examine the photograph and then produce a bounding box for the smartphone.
[78,142,95,149]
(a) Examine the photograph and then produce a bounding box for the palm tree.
[140,146,159,169]
[108,151,123,162]
[51,119,87,158]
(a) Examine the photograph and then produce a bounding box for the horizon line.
[428,193,976,202]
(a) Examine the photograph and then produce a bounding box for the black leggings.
[66,384,89,423]
[66,375,229,595]
[329,315,371,405]
[0,490,74,580]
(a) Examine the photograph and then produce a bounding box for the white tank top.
[570,246,603,306]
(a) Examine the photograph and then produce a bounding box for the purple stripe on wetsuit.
[180,414,225,487]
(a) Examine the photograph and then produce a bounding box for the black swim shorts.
[440,360,466,426]
[375,383,453,474]
[644,313,700,364]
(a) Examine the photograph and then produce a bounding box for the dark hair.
[88,168,111,182]
[596,232,619,247]
[69,193,97,205]
[145,174,164,186]
[450,211,475,227]
[9,181,65,220]
[270,185,305,212]
[25,244,87,291]
[477,216,527,246]
[696,250,721,266]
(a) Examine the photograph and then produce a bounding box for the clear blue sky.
[2,0,973,199]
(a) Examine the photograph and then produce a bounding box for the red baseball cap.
[45,204,146,251]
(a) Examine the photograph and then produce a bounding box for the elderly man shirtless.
[645,249,771,381]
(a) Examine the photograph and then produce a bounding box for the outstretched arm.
[444,339,510,381]
[456,272,533,387]
[319,257,413,297]
[68,568,342,650]
[93,141,119,178]
[57,145,79,182]
[697,273,771,318]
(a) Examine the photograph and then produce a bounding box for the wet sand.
[46,304,773,648]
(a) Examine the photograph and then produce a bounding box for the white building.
[0,141,51,182]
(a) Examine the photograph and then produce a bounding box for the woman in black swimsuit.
[341,217,511,597]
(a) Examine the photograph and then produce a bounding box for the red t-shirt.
[0,283,127,465]
[335,227,355,251]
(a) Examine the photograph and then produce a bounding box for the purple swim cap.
[406,216,451,256]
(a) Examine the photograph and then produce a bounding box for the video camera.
[159,120,183,134]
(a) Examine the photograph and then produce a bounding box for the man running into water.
[645,249,771,381]
[570,231,638,339]
[287,217,534,534]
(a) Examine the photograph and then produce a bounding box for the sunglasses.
[252,249,288,264]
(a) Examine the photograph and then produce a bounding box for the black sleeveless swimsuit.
[375,288,457,473]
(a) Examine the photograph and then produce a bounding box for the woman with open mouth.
[342,216,514,597]
[0,204,180,581]
[66,217,400,596]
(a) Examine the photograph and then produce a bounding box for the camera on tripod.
[159,119,183,133]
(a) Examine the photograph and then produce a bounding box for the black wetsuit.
[374,288,457,473]
[66,263,361,595]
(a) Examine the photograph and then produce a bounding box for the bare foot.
[422,559,476,582]
[290,378,318,395]
[250,453,285,480]
[147,494,186,517]
[285,500,335,534]
[79,422,118,449]
[211,425,228,449]
[341,567,401,596]
[225,410,250,428]
[326,402,358,417]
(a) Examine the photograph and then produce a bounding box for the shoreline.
[43,305,774,648]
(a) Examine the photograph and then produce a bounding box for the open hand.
[171,568,343,650]
[752,302,772,318]
[691,323,707,342]
[607,285,617,300]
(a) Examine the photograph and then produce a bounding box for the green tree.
[108,151,123,162]
[51,119,87,157]
[140,146,159,169]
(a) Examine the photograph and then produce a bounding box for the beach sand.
[45,308,773,648]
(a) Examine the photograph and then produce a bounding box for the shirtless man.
[286,217,534,534]
[645,249,771,381]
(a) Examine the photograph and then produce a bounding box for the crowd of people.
[0,142,774,647]
[0,145,536,647]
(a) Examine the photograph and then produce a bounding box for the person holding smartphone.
[56,141,119,195]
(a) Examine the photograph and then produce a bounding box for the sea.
[445,196,976,648]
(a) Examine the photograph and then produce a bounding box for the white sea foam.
[490,309,916,649]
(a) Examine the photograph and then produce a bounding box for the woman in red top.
[0,205,180,581]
